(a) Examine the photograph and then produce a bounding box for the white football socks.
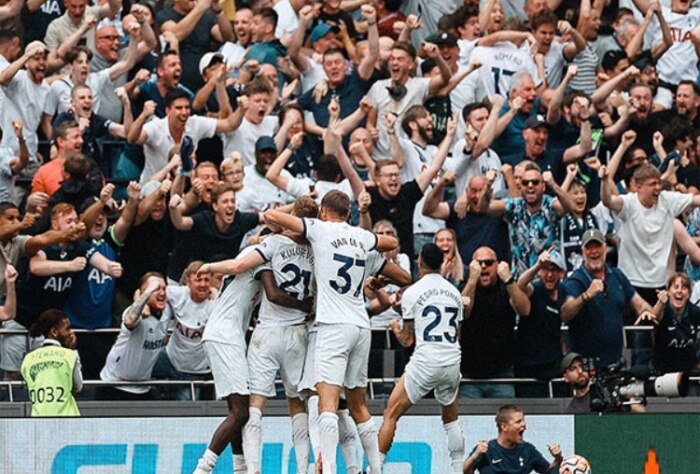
[444,420,465,474]
[291,412,310,474]
[319,411,340,474]
[242,407,262,474]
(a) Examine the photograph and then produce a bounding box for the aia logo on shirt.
[175,322,202,340]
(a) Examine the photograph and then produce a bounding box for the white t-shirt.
[457,39,478,68]
[468,42,540,98]
[43,69,111,116]
[163,285,214,374]
[303,218,378,328]
[0,70,49,160]
[221,116,278,167]
[273,0,299,39]
[414,186,445,235]
[220,42,247,68]
[100,312,167,394]
[140,115,217,184]
[0,56,9,118]
[0,149,14,203]
[616,191,692,287]
[644,6,700,85]
[401,272,463,366]
[398,138,437,183]
[300,61,328,94]
[202,248,262,344]
[285,176,354,203]
[254,234,316,326]
[543,42,568,88]
[367,77,431,158]
[447,138,505,197]
[237,164,292,212]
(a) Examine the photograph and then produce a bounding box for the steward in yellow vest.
[20,309,82,417]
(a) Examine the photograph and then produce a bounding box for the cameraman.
[561,353,591,413]
[561,352,645,414]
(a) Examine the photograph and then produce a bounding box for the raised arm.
[461,260,481,320]
[287,5,314,72]
[30,251,88,276]
[111,182,141,244]
[0,43,43,86]
[216,94,247,134]
[473,94,505,158]
[198,250,265,276]
[9,120,29,175]
[424,43,452,96]
[498,261,531,315]
[263,209,304,234]
[168,194,194,231]
[546,66,578,125]
[415,117,456,191]
[123,278,161,328]
[0,265,18,321]
[559,21,587,61]
[477,170,507,215]
[106,30,140,81]
[324,120,365,199]
[562,102,593,163]
[357,4,379,80]
[266,133,302,192]
[592,66,639,110]
[52,15,98,70]
[126,100,156,145]
[422,172,454,220]
[650,5,674,61]
[209,0,234,43]
[606,130,636,182]
[160,0,212,42]
[89,251,123,278]
[626,8,654,59]
[599,165,624,213]
[546,171,577,216]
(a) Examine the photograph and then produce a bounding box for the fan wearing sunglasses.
[458,246,531,399]
[477,162,576,277]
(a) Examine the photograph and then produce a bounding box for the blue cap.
[255,136,277,152]
[310,23,333,44]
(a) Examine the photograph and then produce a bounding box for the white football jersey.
[644,6,700,84]
[100,313,167,394]
[469,42,541,97]
[254,234,315,327]
[202,250,261,344]
[401,273,463,366]
[303,218,377,328]
[164,285,215,374]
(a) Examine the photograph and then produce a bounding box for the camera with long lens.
[582,358,689,412]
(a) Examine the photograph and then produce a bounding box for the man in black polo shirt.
[167,181,261,283]
[459,246,530,398]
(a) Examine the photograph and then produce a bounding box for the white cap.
[198,52,224,76]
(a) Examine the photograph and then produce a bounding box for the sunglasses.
[521,179,541,186]
[478,259,496,267]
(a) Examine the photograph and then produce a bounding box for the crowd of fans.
[0,0,699,402]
